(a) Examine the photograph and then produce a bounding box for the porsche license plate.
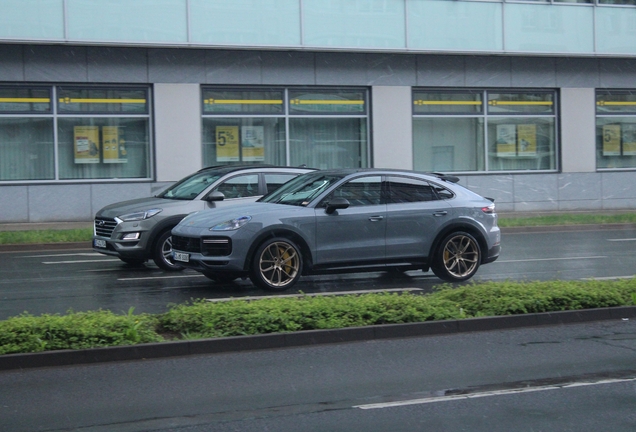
[173,252,190,263]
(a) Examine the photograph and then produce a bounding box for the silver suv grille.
[94,217,118,238]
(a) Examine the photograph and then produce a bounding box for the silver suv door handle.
[433,211,448,217]
[369,216,384,222]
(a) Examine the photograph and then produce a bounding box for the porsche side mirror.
[325,197,350,214]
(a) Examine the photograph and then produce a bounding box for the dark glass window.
[58,87,148,114]
[0,87,51,113]
[413,91,482,115]
[202,89,284,114]
[387,176,439,203]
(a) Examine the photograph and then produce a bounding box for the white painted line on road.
[495,256,606,263]
[354,377,636,410]
[582,275,635,281]
[18,252,103,258]
[118,274,206,281]
[206,288,424,302]
[43,259,120,264]
[607,238,636,242]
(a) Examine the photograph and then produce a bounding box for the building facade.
[2,0,636,223]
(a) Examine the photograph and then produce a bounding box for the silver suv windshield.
[157,171,222,200]
[260,172,345,206]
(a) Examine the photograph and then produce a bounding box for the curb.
[2,306,635,371]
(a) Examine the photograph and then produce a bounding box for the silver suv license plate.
[174,252,190,263]
[94,239,106,248]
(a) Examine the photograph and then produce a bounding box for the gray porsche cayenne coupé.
[171,169,501,291]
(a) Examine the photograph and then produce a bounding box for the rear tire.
[152,230,184,271]
[431,232,481,282]
[249,237,302,291]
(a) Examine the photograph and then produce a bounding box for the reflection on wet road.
[1,227,635,319]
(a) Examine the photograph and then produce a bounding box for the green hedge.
[2,279,636,355]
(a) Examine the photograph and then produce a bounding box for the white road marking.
[607,238,636,242]
[18,252,103,258]
[43,259,120,264]
[354,377,636,410]
[206,288,424,302]
[118,274,206,281]
[495,256,606,263]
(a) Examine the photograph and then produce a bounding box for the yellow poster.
[102,126,127,164]
[241,126,265,162]
[603,124,621,156]
[74,126,100,164]
[622,124,636,156]
[216,126,239,162]
[496,124,516,157]
[517,124,537,156]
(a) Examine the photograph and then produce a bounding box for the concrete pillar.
[371,86,413,169]
[154,83,202,181]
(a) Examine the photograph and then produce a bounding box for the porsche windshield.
[260,172,345,206]
[157,171,222,200]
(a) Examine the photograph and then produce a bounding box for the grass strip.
[497,212,636,228]
[1,279,635,355]
[0,228,93,245]
[1,213,635,244]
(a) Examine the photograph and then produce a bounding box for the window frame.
[0,84,153,185]
[595,89,636,171]
[201,86,370,169]
[412,88,559,174]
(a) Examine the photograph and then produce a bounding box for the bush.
[0,308,161,355]
[2,279,636,355]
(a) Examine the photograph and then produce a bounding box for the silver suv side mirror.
[204,191,226,202]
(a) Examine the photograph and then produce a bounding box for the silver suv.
[92,165,313,270]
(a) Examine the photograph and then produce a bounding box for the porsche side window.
[387,176,439,203]
[329,176,382,207]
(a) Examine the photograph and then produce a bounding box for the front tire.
[152,230,184,271]
[250,237,302,291]
[431,232,481,282]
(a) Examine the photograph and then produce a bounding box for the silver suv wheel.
[152,230,184,271]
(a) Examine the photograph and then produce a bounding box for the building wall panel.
[24,45,88,83]
[148,49,206,84]
[87,47,149,83]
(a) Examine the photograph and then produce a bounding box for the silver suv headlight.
[117,208,163,222]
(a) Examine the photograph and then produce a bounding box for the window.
[413,89,558,173]
[0,85,152,183]
[214,174,259,199]
[264,173,300,194]
[596,90,636,170]
[201,87,369,170]
[329,176,382,207]
[387,176,440,203]
[0,87,54,181]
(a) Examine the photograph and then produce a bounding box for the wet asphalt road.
[2,319,636,431]
[2,226,636,431]
[0,226,635,319]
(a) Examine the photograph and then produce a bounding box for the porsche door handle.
[369,216,384,222]
[433,211,448,217]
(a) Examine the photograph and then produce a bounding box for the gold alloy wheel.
[258,241,300,288]
[442,234,480,278]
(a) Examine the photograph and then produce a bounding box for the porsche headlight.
[211,216,252,231]
[117,208,163,222]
